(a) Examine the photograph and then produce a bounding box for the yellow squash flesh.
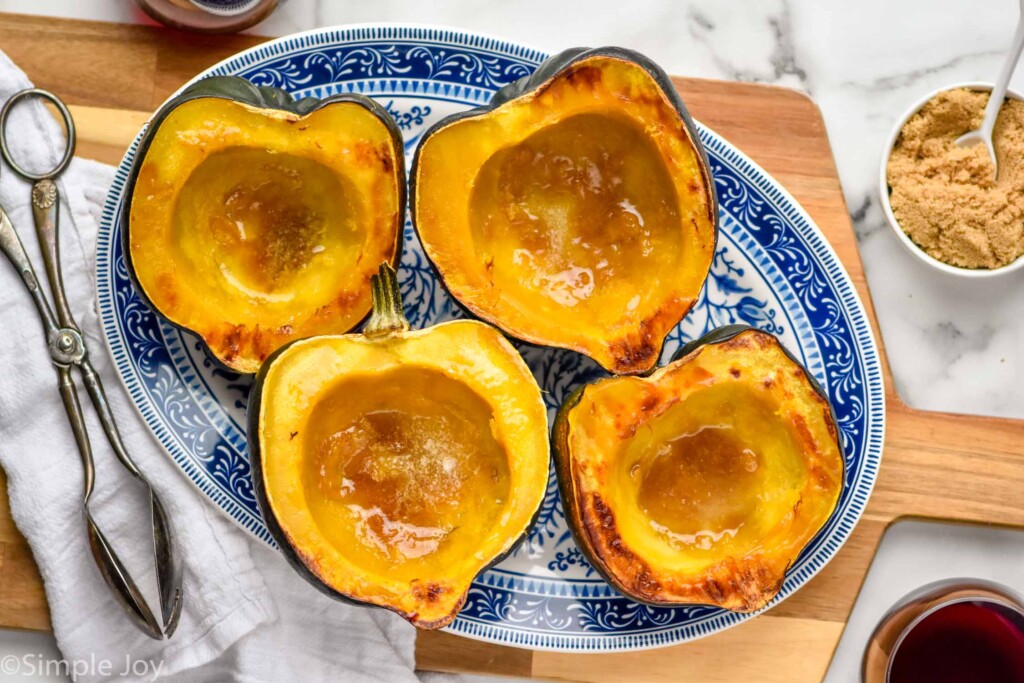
[128,96,403,373]
[413,52,716,374]
[556,329,844,611]
[253,269,549,628]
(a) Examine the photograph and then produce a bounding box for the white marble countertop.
[3,0,1023,419]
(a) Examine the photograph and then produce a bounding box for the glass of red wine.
[863,579,1024,683]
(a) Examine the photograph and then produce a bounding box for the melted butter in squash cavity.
[635,425,760,549]
[617,383,806,558]
[470,113,683,310]
[126,89,406,374]
[412,51,718,375]
[301,367,510,580]
[173,147,363,302]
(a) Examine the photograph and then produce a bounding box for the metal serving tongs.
[0,89,182,639]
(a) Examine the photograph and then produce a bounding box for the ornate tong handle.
[0,89,75,330]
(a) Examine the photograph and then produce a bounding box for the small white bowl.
[879,81,1024,278]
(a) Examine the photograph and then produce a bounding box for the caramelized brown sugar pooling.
[173,147,362,302]
[558,329,844,610]
[635,426,761,550]
[412,54,717,375]
[301,366,511,580]
[127,96,403,372]
[470,112,682,310]
[620,382,805,559]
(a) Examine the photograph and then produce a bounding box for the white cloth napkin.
[0,52,427,683]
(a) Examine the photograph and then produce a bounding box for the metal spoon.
[954,0,1024,178]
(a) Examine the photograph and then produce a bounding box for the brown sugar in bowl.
[880,82,1024,278]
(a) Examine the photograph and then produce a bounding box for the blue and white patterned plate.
[95,25,885,652]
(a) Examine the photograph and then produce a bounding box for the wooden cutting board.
[1,12,1022,682]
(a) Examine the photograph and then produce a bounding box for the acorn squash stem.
[364,262,410,338]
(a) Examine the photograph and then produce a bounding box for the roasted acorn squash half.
[553,325,844,612]
[123,76,405,373]
[248,264,549,629]
[411,47,718,375]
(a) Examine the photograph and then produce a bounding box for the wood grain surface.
[1,12,1022,682]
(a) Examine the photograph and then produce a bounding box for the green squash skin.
[550,383,636,599]
[245,341,363,607]
[246,327,543,629]
[551,382,674,605]
[120,75,406,375]
[409,47,720,373]
[551,325,846,608]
